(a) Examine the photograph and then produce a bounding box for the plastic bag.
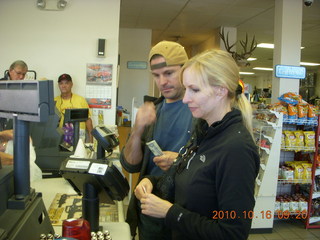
[5,139,42,182]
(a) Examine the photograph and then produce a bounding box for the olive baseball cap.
[149,41,188,70]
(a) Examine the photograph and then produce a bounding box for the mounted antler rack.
[219,27,257,67]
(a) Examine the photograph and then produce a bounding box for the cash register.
[0,80,55,240]
[59,125,129,232]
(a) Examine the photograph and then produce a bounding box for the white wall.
[118,28,152,112]
[0,0,120,125]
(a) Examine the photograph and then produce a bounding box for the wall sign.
[127,61,147,69]
[275,65,306,79]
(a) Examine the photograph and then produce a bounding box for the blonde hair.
[181,49,253,137]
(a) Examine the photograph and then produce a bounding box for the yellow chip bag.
[304,131,315,151]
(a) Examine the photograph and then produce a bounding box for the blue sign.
[275,65,306,79]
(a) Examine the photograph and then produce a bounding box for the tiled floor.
[248,220,320,240]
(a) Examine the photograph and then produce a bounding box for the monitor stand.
[82,183,101,232]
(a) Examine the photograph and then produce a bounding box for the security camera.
[304,0,314,7]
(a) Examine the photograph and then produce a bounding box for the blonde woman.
[135,49,260,240]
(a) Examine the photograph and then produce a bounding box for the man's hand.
[133,102,156,134]
[140,193,173,218]
[153,151,179,171]
[134,178,153,200]
[123,102,157,166]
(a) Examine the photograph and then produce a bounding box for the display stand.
[275,115,319,229]
[251,110,283,232]
[305,115,320,228]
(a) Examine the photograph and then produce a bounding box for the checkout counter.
[0,80,131,240]
[31,177,130,239]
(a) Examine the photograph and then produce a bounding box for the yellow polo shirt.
[54,93,92,132]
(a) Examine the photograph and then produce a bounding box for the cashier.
[54,74,93,143]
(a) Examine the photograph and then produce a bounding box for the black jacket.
[165,109,260,240]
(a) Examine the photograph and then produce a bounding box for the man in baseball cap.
[120,41,193,240]
[149,40,188,70]
[55,73,93,144]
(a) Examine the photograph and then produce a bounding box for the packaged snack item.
[283,131,296,151]
[274,200,281,212]
[293,131,304,152]
[307,104,318,123]
[281,104,289,121]
[287,104,298,123]
[294,164,304,180]
[281,132,286,149]
[282,167,294,181]
[281,200,290,212]
[278,92,302,105]
[304,131,315,151]
[297,103,308,124]
[302,163,312,183]
[290,200,299,212]
[299,199,308,212]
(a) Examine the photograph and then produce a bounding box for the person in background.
[0,60,28,164]
[120,41,193,239]
[54,73,93,144]
[0,60,29,131]
[135,49,260,240]
[0,60,28,80]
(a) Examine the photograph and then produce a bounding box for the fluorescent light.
[240,72,255,75]
[253,67,273,71]
[257,43,274,49]
[300,62,320,66]
[257,43,304,49]
[247,58,257,61]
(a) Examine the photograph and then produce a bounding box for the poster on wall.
[86,63,113,85]
[85,85,112,109]
[86,63,113,108]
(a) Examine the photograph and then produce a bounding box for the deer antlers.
[219,27,257,67]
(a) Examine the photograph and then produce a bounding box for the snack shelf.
[283,118,318,126]
[278,179,312,184]
[281,147,315,152]
[276,115,320,229]
[251,109,283,230]
[305,116,320,228]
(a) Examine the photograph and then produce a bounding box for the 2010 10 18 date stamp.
[212,210,308,220]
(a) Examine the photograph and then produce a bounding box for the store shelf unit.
[305,116,320,229]
[275,116,320,229]
[251,110,283,232]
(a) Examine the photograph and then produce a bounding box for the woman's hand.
[140,193,173,218]
[134,178,153,200]
[153,151,178,171]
